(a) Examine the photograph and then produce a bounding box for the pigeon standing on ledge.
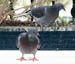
[16,29,40,61]
[26,3,65,30]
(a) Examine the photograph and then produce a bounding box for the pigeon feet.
[17,56,27,61]
[29,56,38,61]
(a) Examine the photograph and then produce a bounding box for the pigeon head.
[55,3,65,11]
[27,29,40,41]
[27,29,40,37]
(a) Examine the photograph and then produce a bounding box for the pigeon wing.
[36,36,41,49]
[37,42,41,50]
[31,6,45,18]
[16,32,27,48]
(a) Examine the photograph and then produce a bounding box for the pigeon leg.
[16,54,27,61]
[29,54,38,61]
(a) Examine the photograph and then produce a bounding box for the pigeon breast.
[17,32,40,54]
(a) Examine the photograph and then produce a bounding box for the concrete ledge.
[0,26,74,31]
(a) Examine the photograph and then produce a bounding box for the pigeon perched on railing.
[26,3,65,30]
[16,29,40,61]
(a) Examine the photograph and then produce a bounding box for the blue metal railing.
[0,31,75,50]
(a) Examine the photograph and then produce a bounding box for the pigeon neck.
[53,5,62,11]
[27,34,34,42]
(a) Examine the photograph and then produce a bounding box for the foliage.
[58,16,68,26]
[0,0,71,22]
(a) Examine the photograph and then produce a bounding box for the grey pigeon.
[26,3,65,30]
[16,29,40,61]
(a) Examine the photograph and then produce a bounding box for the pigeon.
[16,29,40,61]
[26,3,65,30]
